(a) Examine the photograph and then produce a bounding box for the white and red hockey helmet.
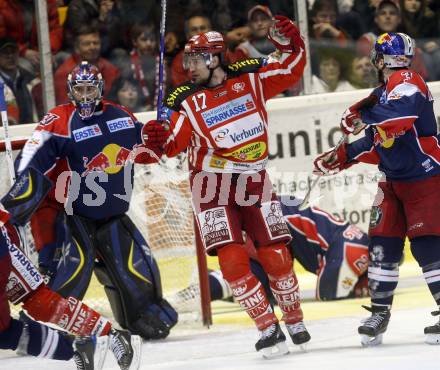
[183,31,226,69]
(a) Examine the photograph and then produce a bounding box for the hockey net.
[0,124,211,326]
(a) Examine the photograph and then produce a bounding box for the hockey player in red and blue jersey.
[1,61,177,340]
[189,196,369,305]
[0,208,138,370]
[314,32,440,346]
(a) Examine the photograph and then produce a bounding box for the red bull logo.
[377,33,394,46]
[373,126,405,148]
[82,143,140,176]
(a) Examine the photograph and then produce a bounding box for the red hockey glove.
[340,107,365,135]
[340,94,378,135]
[313,143,352,176]
[268,15,304,53]
[142,120,170,149]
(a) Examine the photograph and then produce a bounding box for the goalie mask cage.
[0,123,212,327]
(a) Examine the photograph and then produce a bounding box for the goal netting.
[0,125,209,325]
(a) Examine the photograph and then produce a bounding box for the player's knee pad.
[94,215,177,339]
[257,243,292,277]
[217,243,250,283]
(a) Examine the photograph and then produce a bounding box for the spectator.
[335,0,367,39]
[0,0,62,76]
[0,37,38,124]
[107,76,147,113]
[124,23,163,110]
[170,14,212,86]
[399,0,440,80]
[357,0,429,79]
[348,55,377,88]
[234,5,276,59]
[399,0,438,39]
[309,0,349,48]
[311,48,356,93]
[54,24,119,104]
[63,0,125,59]
[353,0,382,32]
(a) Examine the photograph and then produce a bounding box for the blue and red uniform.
[344,68,440,309]
[280,197,369,300]
[234,197,369,301]
[18,100,156,221]
[11,100,177,339]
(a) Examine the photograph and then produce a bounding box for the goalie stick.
[0,82,34,258]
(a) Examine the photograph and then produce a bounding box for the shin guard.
[22,285,111,336]
[218,243,277,330]
[258,243,303,324]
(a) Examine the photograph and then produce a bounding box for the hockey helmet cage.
[67,61,104,119]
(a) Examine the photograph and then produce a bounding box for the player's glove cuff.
[268,15,304,53]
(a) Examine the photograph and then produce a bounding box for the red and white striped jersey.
[162,50,306,173]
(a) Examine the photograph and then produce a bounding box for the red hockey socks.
[218,243,278,330]
[258,243,303,324]
[22,285,112,336]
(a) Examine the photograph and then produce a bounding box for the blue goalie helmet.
[67,61,104,119]
[372,32,415,68]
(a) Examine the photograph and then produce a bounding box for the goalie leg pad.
[94,215,177,339]
[47,213,95,299]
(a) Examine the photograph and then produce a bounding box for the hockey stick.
[298,94,379,210]
[156,0,167,120]
[0,82,16,184]
[0,82,34,258]
[298,134,347,211]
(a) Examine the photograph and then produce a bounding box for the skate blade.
[360,334,383,347]
[425,334,440,345]
[95,336,110,370]
[130,335,142,369]
[298,342,308,352]
[261,341,289,359]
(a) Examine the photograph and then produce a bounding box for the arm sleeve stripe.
[372,115,418,128]
[258,48,304,79]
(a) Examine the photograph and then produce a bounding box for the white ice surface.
[1,306,439,370]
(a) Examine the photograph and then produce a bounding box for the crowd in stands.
[0,0,439,124]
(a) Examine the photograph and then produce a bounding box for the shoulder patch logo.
[39,112,60,126]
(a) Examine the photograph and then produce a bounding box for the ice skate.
[358,305,390,346]
[109,328,141,370]
[73,336,96,370]
[424,310,440,345]
[286,321,311,351]
[255,323,289,359]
